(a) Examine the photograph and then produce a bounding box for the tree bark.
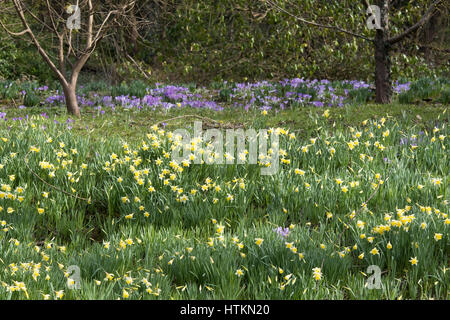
[374,0,392,104]
[374,36,392,103]
[62,82,81,117]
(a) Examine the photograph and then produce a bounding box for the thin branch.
[11,0,68,86]
[65,29,74,59]
[265,0,373,42]
[86,0,93,50]
[388,0,444,45]
[92,9,121,44]
[21,0,56,34]
[59,34,66,78]
[126,53,151,80]
[0,17,29,36]
[45,0,60,37]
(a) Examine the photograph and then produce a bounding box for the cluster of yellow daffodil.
[0,112,447,299]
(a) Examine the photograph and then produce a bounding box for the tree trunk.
[374,37,392,104]
[62,83,81,117]
[374,0,392,104]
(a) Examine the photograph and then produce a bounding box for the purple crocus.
[274,227,290,238]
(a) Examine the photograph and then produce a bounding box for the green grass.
[0,104,448,300]
[2,102,448,142]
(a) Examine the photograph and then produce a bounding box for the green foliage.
[0,40,19,80]
[110,80,150,98]
[398,77,450,104]
[1,1,448,84]
[0,81,20,100]
[0,31,55,83]
[437,88,450,104]
[138,0,448,84]
[22,91,39,107]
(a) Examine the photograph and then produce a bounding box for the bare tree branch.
[86,0,93,50]
[388,0,444,44]
[0,15,29,36]
[45,0,61,37]
[126,53,151,80]
[11,0,68,85]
